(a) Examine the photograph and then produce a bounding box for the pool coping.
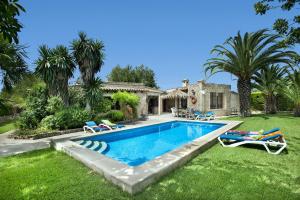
[52,119,242,194]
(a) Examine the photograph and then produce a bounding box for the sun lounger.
[83,121,112,133]
[194,111,206,120]
[101,119,125,129]
[226,128,280,135]
[204,111,215,120]
[218,130,287,155]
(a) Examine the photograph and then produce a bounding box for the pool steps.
[76,140,108,153]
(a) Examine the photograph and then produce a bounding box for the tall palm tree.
[71,32,105,111]
[252,65,287,114]
[204,29,296,117]
[35,45,57,96]
[83,77,103,112]
[0,36,27,91]
[51,45,76,106]
[285,71,300,117]
[35,45,75,106]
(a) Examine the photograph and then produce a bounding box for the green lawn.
[0,120,16,134]
[0,114,299,200]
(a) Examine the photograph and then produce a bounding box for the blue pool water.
[76,121,224,166]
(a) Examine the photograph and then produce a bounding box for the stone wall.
[186,81,234,116]
[230,92,240,113]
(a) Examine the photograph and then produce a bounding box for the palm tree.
[71,32,105,111]
[83,77,103,111]
[285,71,300,117]
[204,29,296,117]
[51,45,76,106]
[35,45,75,106]
[0,36,27,91]
[35,45,57,95]
[252,65,287,114]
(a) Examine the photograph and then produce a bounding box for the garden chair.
[83,121,112,133]
[218,130,287,155]
[101,119,125,129]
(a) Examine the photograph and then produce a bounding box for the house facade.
[101,82,164,116]
[100,80,239,117]
[160,79,239,116]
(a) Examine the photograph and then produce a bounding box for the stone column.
[158,95,162,115]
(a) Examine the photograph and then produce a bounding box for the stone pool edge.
[51,120,242,194]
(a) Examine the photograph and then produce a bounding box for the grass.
[0,114,299,200]
[0,120,16,134]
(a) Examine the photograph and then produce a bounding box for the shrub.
[25,86,48,119]
[107,110,124,122]
[16,110,39,130]
[46,96,63,114]
[39,115,59,130]
[0,101,13,116]
[96,98,113,113]
[251,92,264,111]
[93,112,108,124]
[69,86,85,108]
[55,107,91,130]
[111,91,140,120]
[93,110,124,123]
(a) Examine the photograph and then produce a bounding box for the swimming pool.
[74,121,225,166]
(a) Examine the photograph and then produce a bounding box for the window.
[210,92,223,109]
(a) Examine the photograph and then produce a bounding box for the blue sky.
[18,0,298,91]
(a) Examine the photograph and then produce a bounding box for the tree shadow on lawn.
[138,153,299,200]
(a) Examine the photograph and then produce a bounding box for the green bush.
[69,86,85,108]
[55,107,91,130]
[46,96,63,114]
[39,115,59,130]
[93,110,124,123]
[111,91,140,120]
[93,113,107,124]
[25,86,48,119]
[107,110,124,122]
[96,98,113,113]
[16,110,39,130]
[251,92,264,111]
[0,102,13,116]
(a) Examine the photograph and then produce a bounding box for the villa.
[101,79,240,116]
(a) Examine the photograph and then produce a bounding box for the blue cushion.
[194,111,203,116]
[263,128,280,135]
[85,121,97,127]
[206,111,215,116]
[219,134,252,141]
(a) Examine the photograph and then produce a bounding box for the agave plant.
[252,65,287,114]
[205,29,296,117]
[35,45,75,106]
[71,32,105,111]
[83,77,103,111]
[35,45,57,95]
[50,45,76,106]
[285,71,300,117]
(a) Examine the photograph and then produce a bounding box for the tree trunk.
[294,104,300,117]
[57,74,69,107]
[265,94,277,114]
[48,83,58,96]
[80,64,94,111]
[237,78,251,117]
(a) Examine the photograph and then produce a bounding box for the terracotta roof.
[101,82,164,93]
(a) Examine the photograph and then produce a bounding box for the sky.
[18,0,298,91]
